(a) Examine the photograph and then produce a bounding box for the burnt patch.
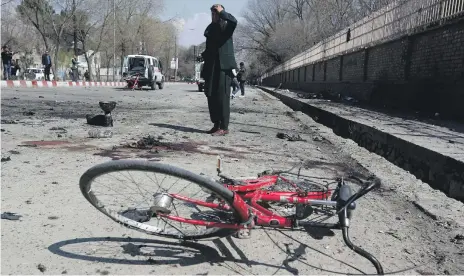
[22,140,71,146]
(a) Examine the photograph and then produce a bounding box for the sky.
[161,0,248,47]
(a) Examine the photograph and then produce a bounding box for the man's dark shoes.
[207,124,220,134]
[211,129,229,136]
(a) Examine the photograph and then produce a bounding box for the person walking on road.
[42,50,52,81]
[1,46,13,80]
[237,62,247,97]
[201,4,238,136]
[230,68,241,99]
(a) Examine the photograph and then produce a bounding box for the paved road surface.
[1,84,462,275]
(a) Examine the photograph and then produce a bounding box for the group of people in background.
[1,46,88,82]
[1,46,18,80]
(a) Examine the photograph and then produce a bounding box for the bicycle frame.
[126,73,141,90]
[157,175,334,229]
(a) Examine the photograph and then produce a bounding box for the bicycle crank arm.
[296,221,341,229]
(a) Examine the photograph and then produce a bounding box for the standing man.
[1,46,13,80]
[237,62,247,97]
[71,55,79,82]
[42,50,52,81]
[201,4,238,136]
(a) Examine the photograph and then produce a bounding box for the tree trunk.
[120,42,125,74]
[105,52,112,82]
[84,52,93,81]
[53,43,61,81]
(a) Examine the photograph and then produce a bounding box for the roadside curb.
[258,86,464,203]
[1,80,126,88]
[0,80,189,89]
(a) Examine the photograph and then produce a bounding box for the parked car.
[122,54,165,90]
[24,68,54,81]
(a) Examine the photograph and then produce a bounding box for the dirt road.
[1,84,462,275]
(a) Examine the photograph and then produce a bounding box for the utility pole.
[193,45,196,79]
[174,35,178,81]
[113,0,116,82]
[72,0,77,55]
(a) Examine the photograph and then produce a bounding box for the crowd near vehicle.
[122,55,165,90]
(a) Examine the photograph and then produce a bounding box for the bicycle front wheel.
[79,160,241,240]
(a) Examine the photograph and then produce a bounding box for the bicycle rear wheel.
[79,160,241,240]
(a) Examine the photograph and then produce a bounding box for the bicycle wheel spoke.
[82,162,238,240]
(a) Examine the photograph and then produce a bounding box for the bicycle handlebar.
[337,176,380,216]
[336,176,384,275]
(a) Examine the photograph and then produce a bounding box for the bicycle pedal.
[234,228,252,239]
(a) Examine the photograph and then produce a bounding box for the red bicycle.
[80,159,384,274]
[126,72,141,90]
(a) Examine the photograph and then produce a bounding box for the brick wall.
[314,62,325,81]
[409,21,464,81]
[263,17,464,121]
[342,51,365,82]
[326,57,341,81]
[367,40,407,81]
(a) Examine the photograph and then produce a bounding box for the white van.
[122,55,165,89]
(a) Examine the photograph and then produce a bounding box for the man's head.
[240,62,244,67]
[210,4,224,23]
[45,50,49,54]
[2,46,8,51]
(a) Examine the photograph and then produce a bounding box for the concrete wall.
[263,17,464,121]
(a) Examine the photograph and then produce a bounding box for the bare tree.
[16,0,54,51]
[73,0,112,80]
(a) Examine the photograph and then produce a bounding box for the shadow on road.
[47,236,288,272]
[47,232,380,274]
[48,237,222,266]
[149,123,207,134]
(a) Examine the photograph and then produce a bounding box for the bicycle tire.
[79,160,240,240]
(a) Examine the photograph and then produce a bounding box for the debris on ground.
[37,264,46,273]
[9,150,20,154]
[1,156,11,162]
[88,129,113,138]
[1,129,5,132]
[39,96,44,98]
[312,135,324,142]
[49,127,67,133]
[1,212,22,220]
[451,234,464,244]
[23,111,35,116]
[239,129,261,134]
[1,120,18,124]
[125,135,163,149]
[276,132,306,141]
[18,144,38,148]
[147,258,158,264]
